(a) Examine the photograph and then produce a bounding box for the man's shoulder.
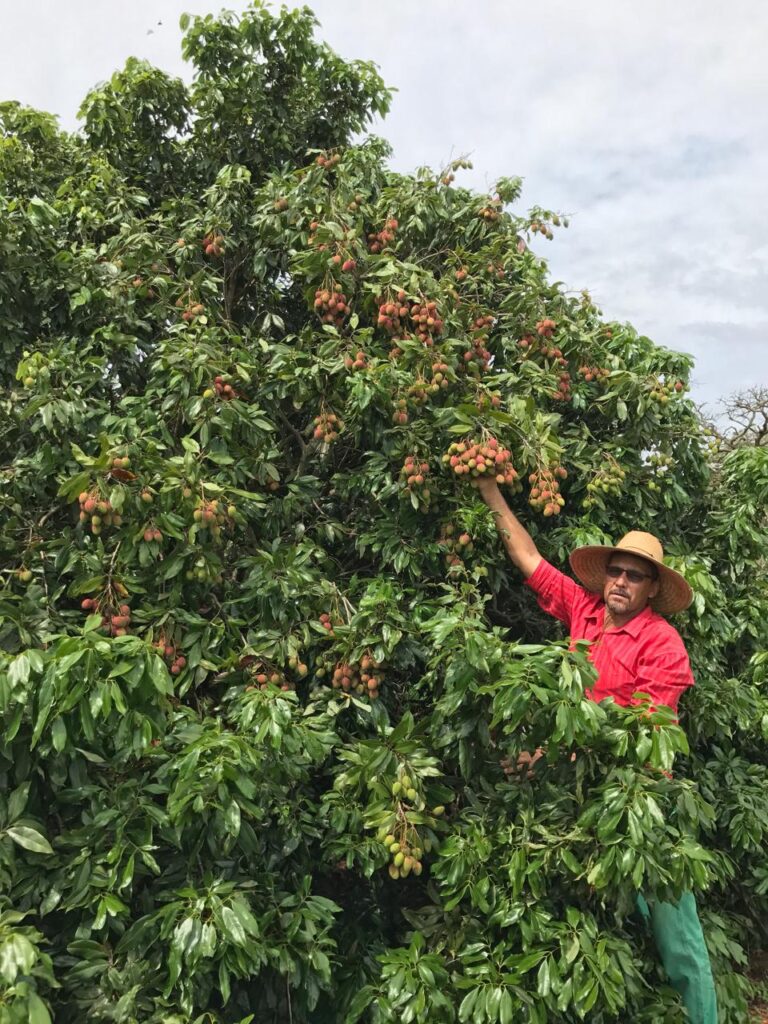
[641,608,689,651]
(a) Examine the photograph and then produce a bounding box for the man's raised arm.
[475,478,542,579]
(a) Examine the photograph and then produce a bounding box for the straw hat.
[569,531,693,616]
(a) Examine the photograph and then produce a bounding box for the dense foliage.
[1,4,767,1021]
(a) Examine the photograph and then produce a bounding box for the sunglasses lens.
[606,566,647,583]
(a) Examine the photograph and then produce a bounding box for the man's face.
[603,553,659,620]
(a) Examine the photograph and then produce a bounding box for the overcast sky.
[3,0,767,413]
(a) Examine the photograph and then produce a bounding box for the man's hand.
[501,747,545,780]
[474,476,500,499]
[500,747,577,781]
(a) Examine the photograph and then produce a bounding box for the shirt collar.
[618,604,655,636]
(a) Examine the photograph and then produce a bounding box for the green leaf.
[27,992,52,1024]
[6,825,54,854]
[220,906,247,946]
[8,653,30,687]
[7,782,30,822]
[51,716,67,752]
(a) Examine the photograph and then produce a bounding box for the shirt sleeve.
[525,559,586,631]
[631,633,695,715]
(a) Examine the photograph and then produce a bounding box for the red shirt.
[525,559,694,714]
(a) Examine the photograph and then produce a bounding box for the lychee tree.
[1,4,768,1023]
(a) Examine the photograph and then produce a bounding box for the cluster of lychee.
[528,466,568,516]
[536,318,558,339]
[202,376,239,401]
[312,411,342,443]
[344,654,383,699]
[185,560,222,584]
[406,364,453,401]
[367,217,398,254]
[81,597,132,637]
[650,379,685,404]
[462,315,494,373]
[142,525,163,544]
[201,232,224,258]
[78,490,121,535]
[329,253,357,273]
[399,456,432,511]
[317,611,337,636]
[474,389,502,413]
[108,455,132,476]
[315,653,384,699]
[479,200,502,223]
[380,773,445,880]
[343,350,367,371]
[391,397,409,425]
[409,301,444,347]
[578,365,610,383]
[485,261,506,281]
[246,664,295,693]
[462,335,492,373]
[529,215,567,239]
[272,198,289,213]
[382,828,424,880]
[429,359,451,391]
[313,284,350,328]
[315,151,342,170]
[552,370,572,402]
[192,499,235,539]
[406,379,430,406]
[518,336,568,371]
[176,298,205,322]
[584,461,626,507]
[443,437,519,486]
[19,354,47,389]
[530,221,554,239]
[437,524,474,568]
[130,276,157,299]
[645,452,674,493]
[377,293,410,336]
[153,637,187,675]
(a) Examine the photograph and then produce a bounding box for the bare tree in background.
[715,386,768,449]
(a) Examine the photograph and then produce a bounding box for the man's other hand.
[501,747,545,780]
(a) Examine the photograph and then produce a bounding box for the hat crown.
[614,531,664,564]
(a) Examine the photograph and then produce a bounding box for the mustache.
[609,588,629,598]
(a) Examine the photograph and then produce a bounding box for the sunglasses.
[605,565,655,584]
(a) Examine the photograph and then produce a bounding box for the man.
[476,475,718,1024]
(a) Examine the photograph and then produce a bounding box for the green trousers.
[636,891,718,1023]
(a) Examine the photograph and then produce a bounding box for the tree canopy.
[1,4,767,1022]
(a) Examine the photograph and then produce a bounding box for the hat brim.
[569,545,693,615]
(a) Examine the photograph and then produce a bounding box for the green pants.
[636,891,718,1023]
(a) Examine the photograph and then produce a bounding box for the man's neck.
[603,605,646,631]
